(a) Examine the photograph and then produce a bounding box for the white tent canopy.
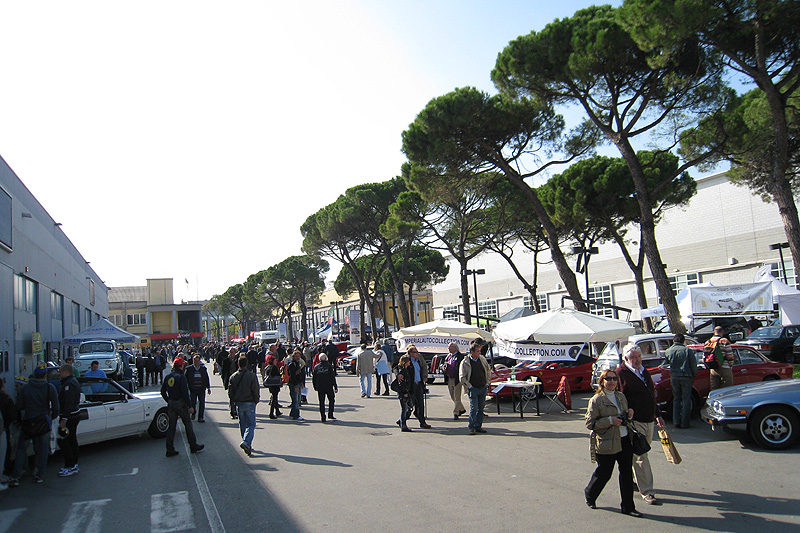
[392,319,492,352]
[62,318,141,345]
[493,307,635,344]
[753,269,800,325]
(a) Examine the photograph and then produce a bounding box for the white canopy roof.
[392,319,493,341]
[62,318,141,345]
[493,307,635,344]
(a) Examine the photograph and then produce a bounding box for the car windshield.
[79,342,114,354]
[748,327,782,338]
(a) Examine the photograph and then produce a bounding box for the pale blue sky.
[2,0,699,301]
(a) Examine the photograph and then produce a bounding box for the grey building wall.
[0,154,107,389]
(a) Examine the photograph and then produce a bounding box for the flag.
[185,278,189,284]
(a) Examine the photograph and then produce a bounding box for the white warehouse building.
[431,171,798,323]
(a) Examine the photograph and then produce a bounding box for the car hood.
[707,378,800,401]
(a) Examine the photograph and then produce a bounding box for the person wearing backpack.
[707,326,734,391]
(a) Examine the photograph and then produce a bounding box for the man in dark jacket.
[185,354,211,422]
[161,357,203,457]
[10,365,59,486]
[287,351,305,420]
[228,356,260,456]
[664,333,698,429]
[312,354,338,422]
[57,364,82,477]
[618,343,664,506]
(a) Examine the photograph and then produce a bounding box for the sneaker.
[240,443,251,456]
[190,444,205,454]
[166,450,180,457]
[643,494,661,505]
[58,467,78,477]
[7,478,19,487]
[293,416,304,421]
[33,476,44,484]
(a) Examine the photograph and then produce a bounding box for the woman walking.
[584,369,642,517]
[394,355,414,432]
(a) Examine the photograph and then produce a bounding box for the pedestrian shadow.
[254,451,352,468]
[637,488,800,531]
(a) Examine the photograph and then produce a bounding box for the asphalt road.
[1,371,798,532]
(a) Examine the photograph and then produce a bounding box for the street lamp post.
[571,246,599,305]
[462,269,486,325]
[769,242,790,284]
[333,301,343,339]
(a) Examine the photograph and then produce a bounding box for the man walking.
[228,356,260,456]
[459,342,491,435]
[356,343,376,398]
[312,354,338,421]
[618,343,664,506]
[185,354,211,422]
[708,326,734,390]
[9,365,59,486]
[287,351,305,421]
[407,346,431,429]
[57,363,82,477]
[664,333,697,428]
[445,342,467,419]
[161,357,204,457]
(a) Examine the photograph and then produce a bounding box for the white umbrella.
[493,307,634,344]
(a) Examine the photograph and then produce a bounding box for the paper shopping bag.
[658,428,682,464]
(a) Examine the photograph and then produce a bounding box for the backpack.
[703,339,721,370]
[280,363,290,384]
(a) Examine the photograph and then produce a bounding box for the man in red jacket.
[618,343,665,507]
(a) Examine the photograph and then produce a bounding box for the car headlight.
[710,400,725,417]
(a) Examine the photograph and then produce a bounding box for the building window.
[85,309,92,327]
[14,275,37,313]
[72,302,80,328]
[477,300,498,319]
[109,314,123,326]
[51,292,64,320]
[770,261,798,289]
[668,273,700,295]
[127,313,147,326]
[524,294,549,312]
[443,305,459,320]
[0,185,11,251]
[588,285,613,317]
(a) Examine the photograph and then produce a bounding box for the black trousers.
[585,433,636,512]
[412,383,426,423]
[317,389,335,417]
[166,400,197,452]
[375,373,389,394]
[57,417,80,468]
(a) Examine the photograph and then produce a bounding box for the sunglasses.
[604,376,618,381]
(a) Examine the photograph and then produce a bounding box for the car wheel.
[762,375,780,381]
[748,406,799,450]
[148,407,170,439]
[784,351,795,365]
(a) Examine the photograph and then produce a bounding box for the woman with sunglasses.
[584,369,642,517]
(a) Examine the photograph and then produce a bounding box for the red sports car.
[488,353,596,397]
[649,344,794,414]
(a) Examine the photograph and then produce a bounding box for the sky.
[0,1,624,302]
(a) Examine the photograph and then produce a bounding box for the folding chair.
[543,392,569,413]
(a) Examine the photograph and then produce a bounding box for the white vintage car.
[71,376,169,445]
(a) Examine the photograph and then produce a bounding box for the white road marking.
[103,467,139,477]
[60,499,111,533]
[179,425,226,533]
[0,509,25,533]
[151,492,194,533]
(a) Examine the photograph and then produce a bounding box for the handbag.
[390,376,402,393]
[658,427,682,464]
[629,426,651,456]
[263,376,282,388]
[21,414,51,438]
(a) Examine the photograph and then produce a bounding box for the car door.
[732,347,765,385]
[101,382,145,438]
[76,382,107,446]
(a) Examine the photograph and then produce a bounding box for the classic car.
[739,325,800,363]
[649,344,794,415]
[592,333,699,387]
[488,353,596,397]
[702,378,800,450]
[73,340,124,380]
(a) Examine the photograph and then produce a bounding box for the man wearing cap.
[57,364,82,477]
[9,365,59,486]
[185,354,211,423]
[160,357,204,457]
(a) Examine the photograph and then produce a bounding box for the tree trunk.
[459,258,472,324]
[378,237,412,327]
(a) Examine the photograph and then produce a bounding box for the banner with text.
[395,335,473,353]
[349,309,361,345]
[496,337,584,361]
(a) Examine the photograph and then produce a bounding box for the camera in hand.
[617,412,630,426]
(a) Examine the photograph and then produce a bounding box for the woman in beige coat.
[584,369,641,517]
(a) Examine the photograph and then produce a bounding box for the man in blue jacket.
[184,354,211,423]
[161,357,204,457]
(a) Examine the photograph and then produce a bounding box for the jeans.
[468,386,487,429]
[585,432,636,512]
[359,373,373,397]
[290,385,302,418]
[166,399,198,452]
[399,395,414,428]
[190,389,206,420]
[671,376,694,428]
[58,416,81,468]
[236,402,257,448]
[13,426,50,480]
